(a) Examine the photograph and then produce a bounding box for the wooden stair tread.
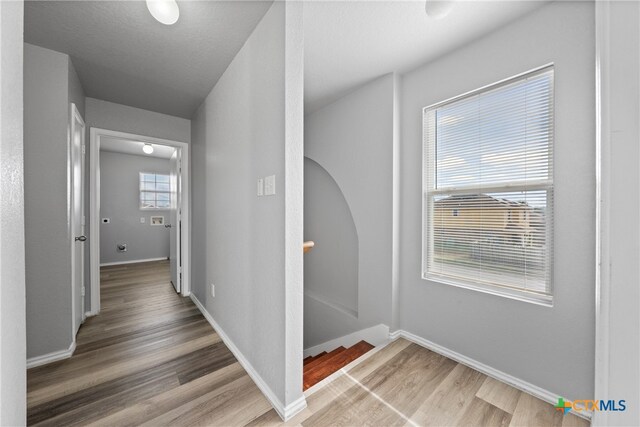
[303,341,374,390]
[303,351,327,367]
[303,347,345,373]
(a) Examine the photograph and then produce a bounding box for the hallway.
[26,261,272,426]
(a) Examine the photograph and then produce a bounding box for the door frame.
[88,128,191,315]
[69,103,86,333]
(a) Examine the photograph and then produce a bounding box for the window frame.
[421,64,555,307]
[139,172,171,210]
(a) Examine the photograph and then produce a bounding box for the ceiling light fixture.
[425,0,454,19]
[142,143,154,154]
[146,0,180,25]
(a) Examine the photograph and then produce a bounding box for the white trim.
[27,340,76,369]
[594,1,610,426]
[69,103,86,337]
[303,324,389,358]
[100,257,168,267]
[89,128,191,315]
[390,330,592,421]
[190,294,307,421]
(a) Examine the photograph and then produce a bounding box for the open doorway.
[88,128,190,315]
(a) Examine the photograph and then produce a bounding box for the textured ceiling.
[25,0,273,119]
[25,1,548,119]
[303,1,548,114]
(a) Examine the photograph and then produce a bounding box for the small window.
[422,66,554,305]
[140,173,171,210]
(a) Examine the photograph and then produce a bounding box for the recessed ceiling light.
[425,0,454,19]
[146,0,180,25]
[142,143,154,154]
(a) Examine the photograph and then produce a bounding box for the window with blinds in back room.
[422,66,554,305]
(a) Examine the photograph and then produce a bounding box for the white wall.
[190,1,304,416]
[595,1,640,425]
[304,157,359,318]
[85,98,191,143]
[304,73,396,348]
[23,43,84,359]
[99,151,170,264]
[0,1,26,423]
[399,1,595,400]
[84,98,190,312]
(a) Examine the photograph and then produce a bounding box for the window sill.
[422,273,553,307]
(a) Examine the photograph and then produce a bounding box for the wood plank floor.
[27,260,590,426]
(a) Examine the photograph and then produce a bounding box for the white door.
[70,104,86,334]
[169,150,181,293]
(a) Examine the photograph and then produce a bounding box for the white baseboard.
[190,294,307,421]
[303,324,390,358]
[27,339,76,369]
[390,330,592,421]
[100,257,168,267]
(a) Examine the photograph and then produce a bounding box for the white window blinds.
[423,66,554,303]
[140,173,171,209]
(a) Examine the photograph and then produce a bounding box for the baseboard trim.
[100,257,168,267]
[27,339,76,369]
[390,330,591,421]
[190,294,307,421]
[303,324,389,358]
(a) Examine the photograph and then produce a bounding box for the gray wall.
[99,151,170,264]
[0,1,26,423]
[303,74,395,348]
[84,98,190,312]
[24,43,85,358]
[304,157,358,319]
[398,1,595,400]
[191,1,304,410]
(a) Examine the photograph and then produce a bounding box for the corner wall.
[190,1,304,417]
[398,1,595,400]
[0,1,26,423]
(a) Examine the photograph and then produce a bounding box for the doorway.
[88,128,191,315]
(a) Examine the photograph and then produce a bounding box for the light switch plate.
[265,175,276,196]
[210,283,215,297]
[257,178,264,196]
[140,217,145,224]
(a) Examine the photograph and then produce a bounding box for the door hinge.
[81,215,86,226]
[82,145,86,155]
[81,286,85,297]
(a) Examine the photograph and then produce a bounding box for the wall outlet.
[257,178,264,196]
[210,283,215,298]
[140,217,145,224]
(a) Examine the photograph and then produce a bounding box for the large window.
[422,66,554,304]
[140,173,170,209]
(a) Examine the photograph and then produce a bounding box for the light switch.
[140,217,146,224]
[257,178,264,196]
[265,175,276,196]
